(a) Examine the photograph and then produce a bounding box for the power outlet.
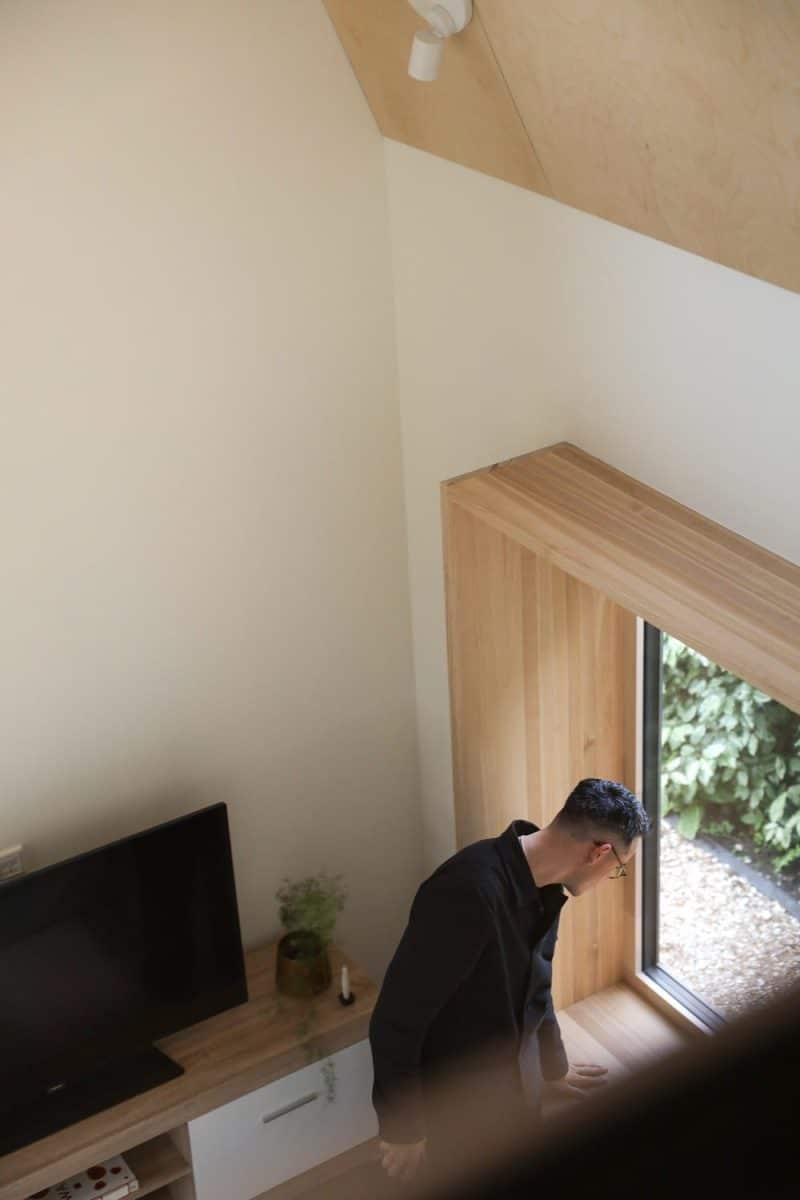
[0,844,24,882]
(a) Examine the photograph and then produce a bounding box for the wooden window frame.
[442,442,800,1036]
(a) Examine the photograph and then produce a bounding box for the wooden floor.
[267,983,692,1199]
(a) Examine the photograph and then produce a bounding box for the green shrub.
[661,633,800,873]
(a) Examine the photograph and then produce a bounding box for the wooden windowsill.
[623,970,716,1038]
[543,978,698,1122]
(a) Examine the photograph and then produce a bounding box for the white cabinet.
[188,1039,377,1200]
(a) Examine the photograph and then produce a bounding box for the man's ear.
[588,841,611,865]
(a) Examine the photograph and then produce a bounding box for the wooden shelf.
[0,943,377,1200]
[124,1136,190,1198]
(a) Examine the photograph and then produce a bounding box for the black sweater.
[369,819,569,1144]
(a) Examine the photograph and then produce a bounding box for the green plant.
[276,871,347,947]
[661,633,800,872]
[273,872,348,1101]
[273,998,338,1102]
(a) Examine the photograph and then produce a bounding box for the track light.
[407,1,473,82]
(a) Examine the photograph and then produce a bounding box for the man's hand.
[545,1061,609,1101]
[378,1137,427,1181]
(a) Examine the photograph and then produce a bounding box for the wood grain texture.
[0,943,377,1200]
[325,0,800,293]
[443,437,800,1013]
[443,484,634,1009]
[321,0,550,194]
[523,554,634,1008]
[124,1135,191,1198]
[449,441,800,714]
[561,981,693,1069]
[479,0,800,292]
[443,503,529,849]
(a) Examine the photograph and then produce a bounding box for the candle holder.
[338,990,356,1006]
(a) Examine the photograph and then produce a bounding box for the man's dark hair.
[552,778,650,848]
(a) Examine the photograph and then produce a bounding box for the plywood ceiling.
[324,0,800,294]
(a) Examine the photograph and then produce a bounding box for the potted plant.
[275,871,347,997]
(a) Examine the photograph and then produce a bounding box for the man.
[368,778,651,1188]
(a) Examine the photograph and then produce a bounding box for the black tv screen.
[0,802,248,1119]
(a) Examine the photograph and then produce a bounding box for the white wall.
[384,139,800,873]
[0,0,422,982]
[5,1,798,979]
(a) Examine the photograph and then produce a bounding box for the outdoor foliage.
[661,634,800,872]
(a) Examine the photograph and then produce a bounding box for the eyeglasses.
[594,841,628,879]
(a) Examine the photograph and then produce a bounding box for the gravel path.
[659,820,800,1019]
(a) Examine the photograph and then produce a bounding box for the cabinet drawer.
[189,1038,377,1200]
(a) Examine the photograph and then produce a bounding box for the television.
[0,802,248,1157]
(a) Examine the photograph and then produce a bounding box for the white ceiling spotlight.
[407,1,473,82]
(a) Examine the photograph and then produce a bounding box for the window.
[642,622,800,1026]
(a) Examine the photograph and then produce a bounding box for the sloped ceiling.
[323,0,800,294]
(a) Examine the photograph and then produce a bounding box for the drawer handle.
[261,1091,320,1125]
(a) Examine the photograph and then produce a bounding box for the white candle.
[341,964,350,1000]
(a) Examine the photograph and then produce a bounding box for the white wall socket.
[0,844,24,882]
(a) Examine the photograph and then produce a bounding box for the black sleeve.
[368,874,491,1143]
[535,916,569,1081]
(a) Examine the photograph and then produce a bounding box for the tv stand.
[0,942,378,1200]
[0,1047,184,1160]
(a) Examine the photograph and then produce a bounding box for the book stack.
[29,1154,139,1200]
